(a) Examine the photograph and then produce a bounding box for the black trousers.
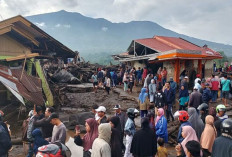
[105,86,110,94]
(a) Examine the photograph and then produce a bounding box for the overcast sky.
[0,0,231,45]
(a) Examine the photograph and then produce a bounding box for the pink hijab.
[155,108,164,125]
[83,118,99,151]
[181,126,199,155]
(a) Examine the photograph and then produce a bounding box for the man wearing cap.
[48,113,66,144]
[189,86,203,110]
[194,74,201,86]
[113,104,127,151]
[96,106,107,124]
[181,76,189,91]
[113,105,127,133]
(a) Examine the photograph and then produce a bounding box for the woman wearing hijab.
[188,107,204,140]
[149,79,156,103]
[131,117,157,157]
[179,85,189,111]
[74,118,98,157]
[32,128,49,155]
[143,74,150,88]
[91,123,112,157]
[155,108,168,143]
[147,112,155,132]
[109,116,122,157]
[208,107,218,122]
[176,126,199,157]
[139,88,149,118]
[200,115,217,157]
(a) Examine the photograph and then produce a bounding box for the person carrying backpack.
[154,86,166,115]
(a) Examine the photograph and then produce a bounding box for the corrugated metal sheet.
[133,36,222,59]
[11,69,42,93]
[0,65,44,105]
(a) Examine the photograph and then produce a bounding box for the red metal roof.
[135,38,174,52]
[133,36,221,59]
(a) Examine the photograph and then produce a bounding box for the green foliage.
[81,52,119,65]
[214,51,232,67]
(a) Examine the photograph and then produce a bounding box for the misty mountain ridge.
[26,10,232,64]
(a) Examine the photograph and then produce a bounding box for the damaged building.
[113,36,222,87]
[0,15,76,106]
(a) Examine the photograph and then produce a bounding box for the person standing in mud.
[105,76,111,94]
[113,104,127,151]
[96,106,108,124]
[33,107,55,139]
[142,67,148,83]
[164,82,175,122]
[97,68,104,87]
[136,67,142,85]
[128,71,135,93]
[139,88,150,118]
[91,72,98,93]
[123,72,129,92]
[154,86,166,116]
[27,106,43,157]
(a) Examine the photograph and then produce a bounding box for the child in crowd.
[157,138,168,157]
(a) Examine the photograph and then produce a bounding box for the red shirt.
[142,69,148,79]
[161,70,167,78]
[211,79,219,90]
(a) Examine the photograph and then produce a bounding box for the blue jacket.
[124,118,136,136]
[32,129,49,154]
[0,124,12,155]
[155,116,168,143]
[97,71,103,78]
[177,121,192,143]
[170,81,177,94]
[202,88,212,103]
[164,88,175,104]
[136,70,142,79]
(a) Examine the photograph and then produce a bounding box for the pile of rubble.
[42,61,119,106]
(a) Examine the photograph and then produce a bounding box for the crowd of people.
[0,64,232,157]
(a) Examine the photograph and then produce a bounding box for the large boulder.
[67,112,95,130]
[52,69,81,84]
